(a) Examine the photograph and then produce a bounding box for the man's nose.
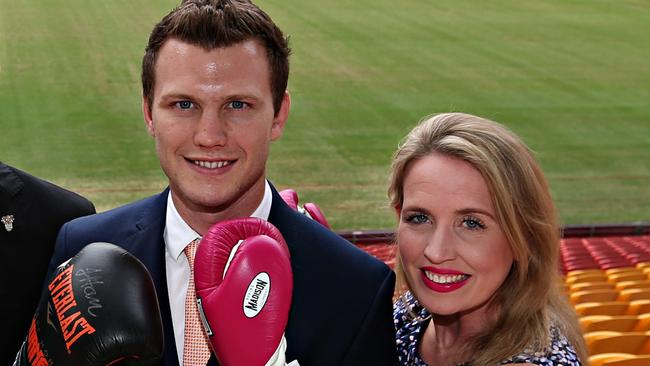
[194,109,227,147]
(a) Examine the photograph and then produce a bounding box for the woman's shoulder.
[503,325,582,366]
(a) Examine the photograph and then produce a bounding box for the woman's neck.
[419,302,498,366]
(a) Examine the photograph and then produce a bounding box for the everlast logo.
[48,265,96,353]
[243,272,271,318]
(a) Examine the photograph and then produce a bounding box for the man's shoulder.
[282,213,391,279]
[318,227,389,272]
[56,193,164,250]
[67,192,165,229]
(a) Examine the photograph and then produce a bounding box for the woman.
[389,113,587,365]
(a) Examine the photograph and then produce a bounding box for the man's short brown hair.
[141,0,291,115]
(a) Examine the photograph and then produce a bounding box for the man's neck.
[170,181,269,235]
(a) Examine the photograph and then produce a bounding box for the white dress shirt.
[164,181,273,364]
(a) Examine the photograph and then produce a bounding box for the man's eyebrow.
[224,94,262,102]
[158,93,194,101]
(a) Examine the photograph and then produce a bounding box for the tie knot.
[184,238,201,271]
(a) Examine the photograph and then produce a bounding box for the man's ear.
[270,91,291,141]
[142,96,155,136]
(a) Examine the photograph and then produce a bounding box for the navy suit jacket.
[47,183,398,365]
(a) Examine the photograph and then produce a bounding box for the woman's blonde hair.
[388,113,587,365]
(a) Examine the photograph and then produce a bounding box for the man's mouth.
[191,159,233,169]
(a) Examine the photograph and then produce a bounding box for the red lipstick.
[420,266,470,293]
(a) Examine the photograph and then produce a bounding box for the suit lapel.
[118,189,179,365]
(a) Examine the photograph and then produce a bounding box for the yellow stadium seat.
[573,282,617,292]
[571,289,620,305]
[567,273,608,284]
[626,300,650,315]
[589,353,636,366]
[620,289,650,302]
[642,331,650,354]
[581,315,639,332]
[576,302,629,316]
[637,262,650,270]
[607,268,642,276]
[584,331,649,355]
[609,273,648,284]
[568,269,607,277]
[616,281,650,291]
[633,314,650,332]
[603,355,650,365]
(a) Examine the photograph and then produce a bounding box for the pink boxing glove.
[302,203,331,229]
[279,189,299,210]
[279,188,331,229]
[193,218,293,366]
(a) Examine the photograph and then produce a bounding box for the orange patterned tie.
[183,238,212,365]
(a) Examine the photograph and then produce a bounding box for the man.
[46,1,398,365]
[0,162,95,365]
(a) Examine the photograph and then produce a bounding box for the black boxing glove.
[13,242,163,366]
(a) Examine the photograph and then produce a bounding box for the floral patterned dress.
[394,292,582,366]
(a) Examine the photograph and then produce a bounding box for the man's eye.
[229,101,246,110]
[176,101,194,110]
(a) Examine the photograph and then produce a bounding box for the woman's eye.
[462,216,485,230]
[406,213,429,224]
[176,101,194,110]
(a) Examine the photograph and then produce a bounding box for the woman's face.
[397,153,514,316]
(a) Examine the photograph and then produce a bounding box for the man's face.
[144,38,290,223]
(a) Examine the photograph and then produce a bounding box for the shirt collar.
[164,180,273,261]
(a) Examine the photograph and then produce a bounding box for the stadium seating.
[590,353,650,366]
[572,282,616,292]
[610,273,648,284]
[567,273,608,284]
[580,314,650,333]
[575,302,629,316]
[560,236,650,273]
[602,355,650,365]
[581,315,639,333]
[584,331,650,355]
[561,236,650,358]
[626,300,650,316]
[571,289,620,305]
[620,289,650,302]
[615,281,650,291]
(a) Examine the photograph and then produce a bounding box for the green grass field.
[1,0,648,230]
